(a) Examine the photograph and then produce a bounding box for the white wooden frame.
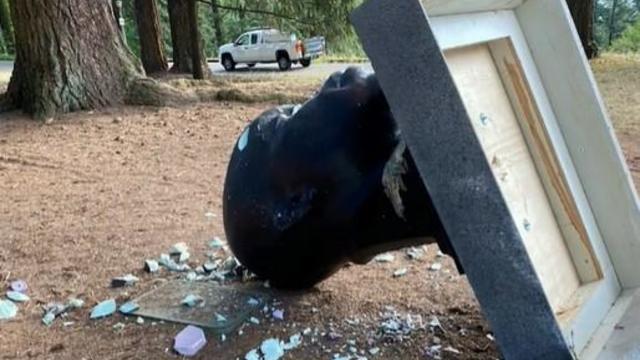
[421,0,640,357]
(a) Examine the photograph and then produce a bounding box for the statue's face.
[223,68,449,288]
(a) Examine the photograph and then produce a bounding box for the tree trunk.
[0,0,13,53]
[168,0,207,74]
[6,0,143,118]
[608,0,619,46]
[566,0,598,59]
[188,0,204,79]
[210,0,224,49]
[134,0,168,74]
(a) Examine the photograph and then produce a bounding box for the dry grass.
[591,53,640,134]
[316,55,369,64]
[164,76,322,105]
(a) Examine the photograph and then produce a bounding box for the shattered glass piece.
[444,346,461,354]
[0,300,18,320]
[369,347,380,355]
[247,297,260,306]
[425,345,442,358]
[261,338,285,360]
[174,325,207,357]
[6,291,30,302]
[283,334,303,350]
[113,322,125,331]
[429,263,442,271]
[185,272,198,281]
[406,247,425,260]
[131,280,267,333]
[209,237,224,250]
[9,280,28,294]
[215,313,227,322]
[159,253,174,267]
[392,268,408,278]
[160,254,191,272]
[203,262,218,273]
[119,301,140,314]
[66,298,84,309]
[170,242,189,255]
[145,259,160,273]
[373,253,394,263]
[42,312,56,326]
[90,299,117,319]
[181,294,205,308]
[245,349,261,360]
[111,274,139,288]
[272,309,284,321]
[429,316,443,330]
[136,316,145,325]
[221,256,240,273]
[178,251,191,263]
[248,316,260,325]
[44,302,66,316]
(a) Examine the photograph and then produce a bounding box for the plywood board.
[516,0,640,289]
[444,44,581,313]
[351,0,573,357]
[488,39,603,284]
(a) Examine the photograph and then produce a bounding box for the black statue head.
[223,67,457,289]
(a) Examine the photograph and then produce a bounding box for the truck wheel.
[222,55,235,71]
[277,54,292,71]
[300,58,311,68]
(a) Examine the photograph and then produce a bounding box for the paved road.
[0,61,12,75]
[210,62,372,78]
[0,61,372,80]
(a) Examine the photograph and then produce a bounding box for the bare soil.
[0,56,638,360]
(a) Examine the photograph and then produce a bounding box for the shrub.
[611,20,640,53]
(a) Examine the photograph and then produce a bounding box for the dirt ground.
[0,56,638,360]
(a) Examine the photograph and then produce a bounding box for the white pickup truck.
[218,28,325,71]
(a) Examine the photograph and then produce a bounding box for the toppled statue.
[223,67,461,289]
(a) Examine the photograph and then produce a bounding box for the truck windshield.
[235,35,249,46]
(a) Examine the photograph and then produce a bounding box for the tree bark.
[0,0,13,53]
[210,0,224,49]
[168,0,207,74]
[566,0,598,59]
[134,0,168,74]
[608,0,619,46]
[188,0,204,79]
[6,0,143,118]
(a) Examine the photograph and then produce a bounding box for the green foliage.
[611,18,640,51]
[119,0,364,61]
[596,0,640,50]
[0,0,14,53]
[0,28,6,54]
